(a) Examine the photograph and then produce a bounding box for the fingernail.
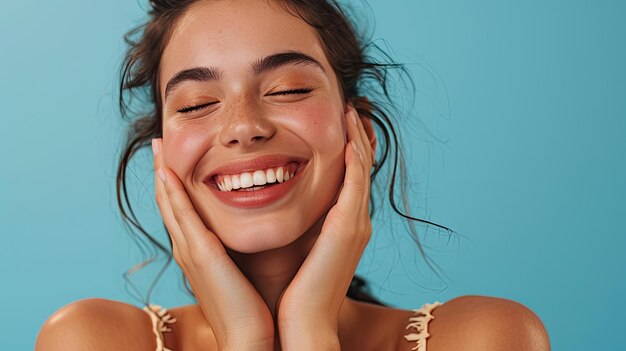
[151,138,160,156]
[157,168,167,183]
[350,110,357,125]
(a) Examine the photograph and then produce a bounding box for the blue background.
[1,0,624,349]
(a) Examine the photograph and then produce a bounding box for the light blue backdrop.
[1,0,624,349]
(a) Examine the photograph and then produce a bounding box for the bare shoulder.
[421,295,551,351]
[35,298,155,351]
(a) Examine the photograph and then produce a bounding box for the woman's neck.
[226,216,325,319]
[222,216,371,350]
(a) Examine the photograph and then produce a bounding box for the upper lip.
[205,154,309,183]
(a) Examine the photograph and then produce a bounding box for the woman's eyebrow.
[251,51,326,76]
[164,51,326,101]
[164,66,220,101]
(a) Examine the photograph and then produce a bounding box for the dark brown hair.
[117,0,453,307]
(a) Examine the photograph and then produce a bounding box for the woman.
[36,0,550,350]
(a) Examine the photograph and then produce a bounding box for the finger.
[345,107,364,163]
[354,111,373,170]
[152,139,190,258]
[349,109,372,176]
[345,109,371,209]
[342,141,370,238]
[156,159,227,262]
[153,141,245,291]
[347,109,369,179]
[329,111,367,220]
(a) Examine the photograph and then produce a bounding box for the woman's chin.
[218,227,304,254]
[220,213,327,256]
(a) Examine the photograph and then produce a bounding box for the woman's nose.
[218,108,277,148]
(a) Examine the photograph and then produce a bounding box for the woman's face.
[159,0,347,253]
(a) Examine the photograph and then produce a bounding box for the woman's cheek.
[163,125,210,180]
[280,102,346,149]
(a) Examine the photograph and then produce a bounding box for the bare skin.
[152,1,381,349]
[35,295,550,350]
[159,296,551,351]
[36,1,551,350]
[158,298,415,350]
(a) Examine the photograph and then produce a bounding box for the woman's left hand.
[276,106,374,350]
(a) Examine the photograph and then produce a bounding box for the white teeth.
[224,176,232,191]
[240,172,253,188]
[215,164,301,192]
[253,170,267,186]
[266,168,276,183]
[276,167,284,183]
[231,174,240,189]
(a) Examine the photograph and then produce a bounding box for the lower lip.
[207,162,308,209]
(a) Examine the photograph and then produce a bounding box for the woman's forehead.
[159,0,329,88]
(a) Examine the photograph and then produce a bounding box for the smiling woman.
[158,1,348,255]
[35,0,550,350]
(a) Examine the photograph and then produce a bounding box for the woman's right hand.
[151,138,275,351]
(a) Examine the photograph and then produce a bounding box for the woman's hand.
[152,139,275,351]
[276,107,374,350]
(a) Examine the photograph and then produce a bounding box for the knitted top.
[142,304,177,351]
[403,301,443,351]
[143,301,443,351]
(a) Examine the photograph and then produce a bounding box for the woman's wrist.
[222,339,275,351]
[280,335,340,351]
[278,324,340,351]
[218,332,276,351]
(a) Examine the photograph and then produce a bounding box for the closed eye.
[267,87,314,96]
[177,101,218,114]
[177,88,314,113]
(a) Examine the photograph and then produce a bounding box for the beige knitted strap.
[143,304,177,351]
[403,301,443,351]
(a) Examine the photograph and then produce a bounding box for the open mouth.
[209,161,308,192]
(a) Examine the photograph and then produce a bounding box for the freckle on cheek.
[168,122,186,134]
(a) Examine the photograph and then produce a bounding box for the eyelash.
[176,87,315,113]
[267,87,314,96]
